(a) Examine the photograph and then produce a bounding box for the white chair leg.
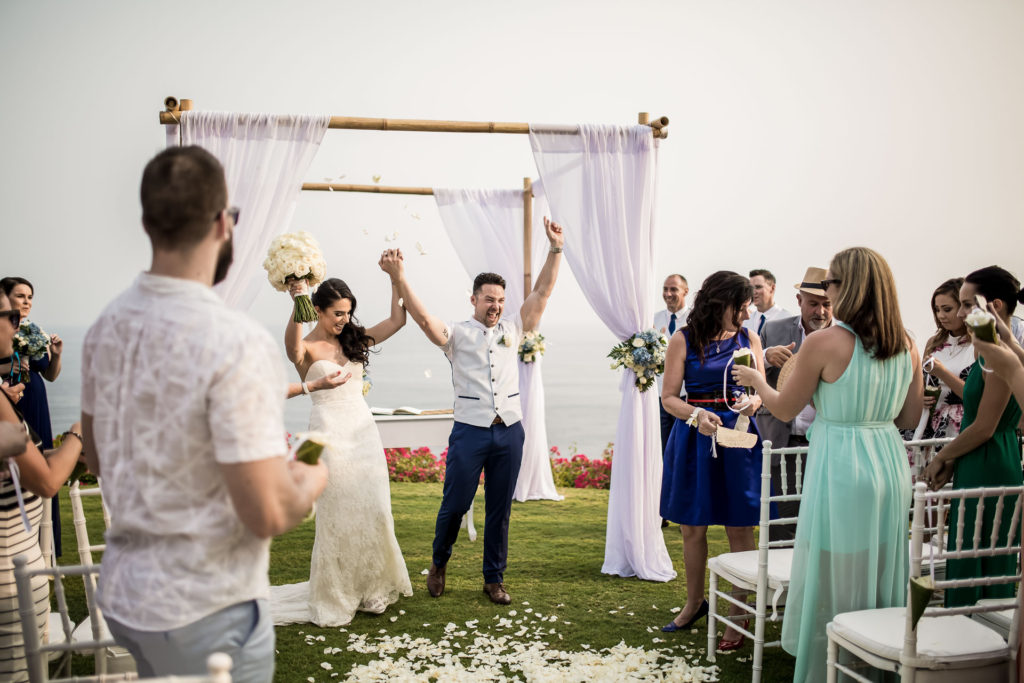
[463,502,477,542]
[826,632,838,683]
[752,594,765,683]
[707,571,718,662]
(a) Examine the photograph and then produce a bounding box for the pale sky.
[2,0,1023,341]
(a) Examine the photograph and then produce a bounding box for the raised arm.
[520,218,565,332]
[383,249,449,347]
[284,280,310,365]
[364,249,408,346]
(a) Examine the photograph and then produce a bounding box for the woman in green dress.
[922,265,1022,608]
[733,247,923,683]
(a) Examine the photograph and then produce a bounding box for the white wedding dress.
[270,359,412,626]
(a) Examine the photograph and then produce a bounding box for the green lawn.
[56,483,796,681]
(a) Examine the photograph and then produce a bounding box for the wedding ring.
[17,393,23,399]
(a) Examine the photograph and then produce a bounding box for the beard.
[213,234,234,285]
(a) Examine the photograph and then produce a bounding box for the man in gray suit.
[758,267,833,541]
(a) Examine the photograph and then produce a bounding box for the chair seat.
[973,598,1017,639]
[709,548,793,590]
[830,607,1008,665]
[71,614,112,644]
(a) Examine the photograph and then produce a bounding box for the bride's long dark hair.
[685,271,754,364]
[311,278,375,367]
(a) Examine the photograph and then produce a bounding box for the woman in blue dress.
[659,271,766,650]
[0,277,65,553]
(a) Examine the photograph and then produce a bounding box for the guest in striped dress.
[0,291,84,681]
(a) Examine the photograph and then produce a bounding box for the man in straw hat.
[758,266,833,541]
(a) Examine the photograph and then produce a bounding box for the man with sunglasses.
[80,146,328,682]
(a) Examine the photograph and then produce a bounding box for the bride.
[273,250,412,627]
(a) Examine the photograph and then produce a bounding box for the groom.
[385,217,564,604]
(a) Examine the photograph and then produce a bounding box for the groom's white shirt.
[81,272,287,631]
[443,315,524,428]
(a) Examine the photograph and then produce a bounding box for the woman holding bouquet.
[0,289,84,681]
[733,248,922,682]
[0,277,65,554]
[658,271,766,650]
[273,249,411,627]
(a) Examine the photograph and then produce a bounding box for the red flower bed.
[385,447,447,483]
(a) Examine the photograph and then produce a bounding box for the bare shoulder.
[802,325,853,353]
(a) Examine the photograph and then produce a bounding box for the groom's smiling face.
[471,284,505,328]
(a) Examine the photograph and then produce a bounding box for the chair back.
[758,439,805,552]
[905,481,1023,661]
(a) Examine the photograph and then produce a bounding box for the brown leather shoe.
[427,563,446,598]
[483,582,511,605]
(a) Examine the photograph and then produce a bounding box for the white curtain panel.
[529,124,674,581]
[176,111,330,310]
[434,186,562,502]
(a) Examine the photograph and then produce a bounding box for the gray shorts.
[105,599,273,683]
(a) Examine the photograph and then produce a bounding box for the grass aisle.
[59,483,796,681]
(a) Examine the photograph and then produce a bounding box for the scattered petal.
[373,175,382,183]
[424,369,432,378]
[390,616,398,622]
[320,662,333,670]
[415,241,428,255]
[420,568,429,575]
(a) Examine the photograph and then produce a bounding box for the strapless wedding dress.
[270,360,412,626]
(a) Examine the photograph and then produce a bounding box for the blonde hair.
[829,247,907,360]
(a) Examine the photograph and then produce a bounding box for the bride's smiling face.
[317,298,353,335]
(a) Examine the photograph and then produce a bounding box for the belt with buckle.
[491,415,504,426]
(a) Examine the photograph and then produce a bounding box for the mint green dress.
[781,323,912,683]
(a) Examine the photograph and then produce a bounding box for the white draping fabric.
[529,124,674,581]
[434,186,562,502]
[175,111,330,310]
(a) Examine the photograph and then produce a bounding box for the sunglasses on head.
[0,310,20,327]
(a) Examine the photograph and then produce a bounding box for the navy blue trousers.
[432,420,525,584]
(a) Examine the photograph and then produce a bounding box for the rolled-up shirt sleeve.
[208,331,287,465]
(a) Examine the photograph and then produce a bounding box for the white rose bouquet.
[608,329,667,392]
[263,231,327,323]
[518,331,546,363]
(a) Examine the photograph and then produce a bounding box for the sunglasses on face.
[225,206,240,226]
[819,278,842,290]
[0,310,20,327]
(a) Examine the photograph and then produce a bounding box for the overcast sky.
[2,0,1022,341]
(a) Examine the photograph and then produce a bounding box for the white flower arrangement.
[497,334,514,348]
[518,331,546,363]
[263,231,327,323]
[608,329,668,392]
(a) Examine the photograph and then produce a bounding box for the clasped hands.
[921,456,955,491]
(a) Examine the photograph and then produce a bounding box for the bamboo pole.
[523,177,533,295]
[302,182,434,195]
[159,99,669,137]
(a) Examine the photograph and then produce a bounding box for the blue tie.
[668,313,677,335]
[757,313,766,334]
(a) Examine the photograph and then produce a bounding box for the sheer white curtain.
[434,185,562,502]
[175,111,330,310]
[530,124,674,581]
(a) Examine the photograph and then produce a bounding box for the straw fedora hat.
[794,267,828,296]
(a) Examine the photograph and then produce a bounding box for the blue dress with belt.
[660,329,763,527]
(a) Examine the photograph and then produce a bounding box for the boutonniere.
[498,334,513,348]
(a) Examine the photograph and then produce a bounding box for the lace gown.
[270,360,412,627]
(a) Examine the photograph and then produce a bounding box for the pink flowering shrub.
[550,444,613,490]
[385,447,447,483]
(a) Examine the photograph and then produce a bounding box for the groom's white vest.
[444,316,523,428]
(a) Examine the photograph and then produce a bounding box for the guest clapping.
[733,247,922,683]
[921,266,1022,608]
[659,271,765,650]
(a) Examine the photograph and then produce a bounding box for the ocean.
[43,322,625,459]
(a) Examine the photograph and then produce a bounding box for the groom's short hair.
[140,146,227,249]
[473,273,506,294]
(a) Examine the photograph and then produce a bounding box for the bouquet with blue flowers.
[12,321,49,384]
[517,331,546,363]
[608,329,667,392]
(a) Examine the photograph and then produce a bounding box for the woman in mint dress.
[734,247,923,682]
[922,266,1022,607]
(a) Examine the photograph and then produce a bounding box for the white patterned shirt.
[81,273,287,631]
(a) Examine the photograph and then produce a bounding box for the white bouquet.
[263,231,327,323]
[518,331,546,363]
